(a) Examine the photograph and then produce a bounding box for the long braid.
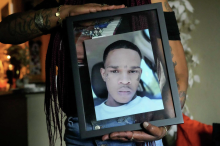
[45,27,63,146]
[46,0,86,146]
[45,28,56,146]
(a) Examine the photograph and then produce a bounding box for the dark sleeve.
[33,0,59,10]
[115,15,132,35]
[164,12,181,40]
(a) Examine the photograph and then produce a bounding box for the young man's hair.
[103,40,142,65]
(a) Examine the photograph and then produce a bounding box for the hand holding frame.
[102,122,169,142]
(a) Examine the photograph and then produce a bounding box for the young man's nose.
[118,73,131,84]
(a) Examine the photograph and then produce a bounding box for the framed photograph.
[65,2,183,139]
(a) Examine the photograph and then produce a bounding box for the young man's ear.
[100,68,106,82]
[138,69,143,81]
[140,68,143,75]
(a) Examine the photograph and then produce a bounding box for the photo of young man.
[95,40,164,121]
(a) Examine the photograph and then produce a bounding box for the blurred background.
[0,0,219,146]
[183,0,220,125]
[0,0,56,146]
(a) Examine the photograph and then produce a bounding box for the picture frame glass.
[67,3,182,138]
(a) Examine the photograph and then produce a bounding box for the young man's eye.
[129,70,138,73]
[110,70,119,73]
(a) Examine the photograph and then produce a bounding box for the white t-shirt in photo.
[95,96,164,121]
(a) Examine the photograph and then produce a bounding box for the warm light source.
[9,64,13,70]
[7,55,11,59]
[16,70,19,75]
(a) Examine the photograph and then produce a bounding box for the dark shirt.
[33,0,59,10]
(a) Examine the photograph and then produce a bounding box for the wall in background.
[27,93,65,146]
[186,0,220,125]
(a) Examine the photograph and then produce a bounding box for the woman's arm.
[0,8,56,44]
[0,4,125,44]
[169,40,188,108]
[152,0,188,109]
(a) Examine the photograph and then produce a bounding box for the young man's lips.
[118,91,131,96]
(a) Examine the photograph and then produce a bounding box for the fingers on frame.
[102,134,109,141]
[95,4,125,11]
[109,131,158,143]
[144,123,165,139]
[133,131,159,142]
[87,6,102,12]
[85,4,125,13]
[107,5,125,10]
[110,131,133,141]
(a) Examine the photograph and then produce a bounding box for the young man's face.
[100,48,142,107]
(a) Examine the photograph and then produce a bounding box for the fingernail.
[143,122,149,127]
[102,135,108,141]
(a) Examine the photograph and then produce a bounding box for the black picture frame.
[65,2,183,139]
